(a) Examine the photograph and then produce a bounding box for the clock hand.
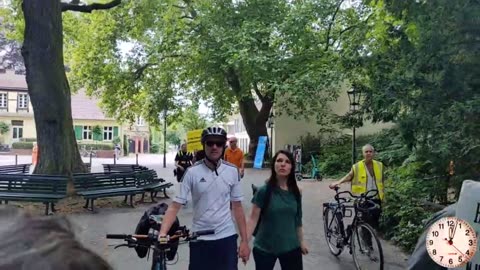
[451,220,459,240]
[451,243,466,259]
[449,225,454,240]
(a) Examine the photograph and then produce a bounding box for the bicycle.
[323,187,384,270]
[106,215,214,270]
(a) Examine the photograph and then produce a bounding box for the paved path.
[0,154,409,269]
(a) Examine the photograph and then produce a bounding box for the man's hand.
[240,168,245,178]
[238,240,250,264]
[158,234,169,244]
[329,181,340,189]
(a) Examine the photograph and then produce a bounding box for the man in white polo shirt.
[159,126,250,270]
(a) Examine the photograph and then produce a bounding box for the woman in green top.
[247,150,308,270]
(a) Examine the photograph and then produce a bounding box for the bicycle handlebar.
[106,234,127,239]
[333,188,379,202]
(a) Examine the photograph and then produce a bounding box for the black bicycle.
[323,187,384,270]
[106,215,214,270]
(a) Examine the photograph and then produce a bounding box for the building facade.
[0,69,150,153]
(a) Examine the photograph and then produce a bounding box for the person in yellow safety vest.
[329,144,384,252]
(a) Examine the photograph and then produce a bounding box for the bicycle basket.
[356,200,380,214]
[134,202,180,260]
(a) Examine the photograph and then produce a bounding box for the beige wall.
[273,85,394,152]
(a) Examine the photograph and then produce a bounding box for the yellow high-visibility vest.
[351,160,385,201]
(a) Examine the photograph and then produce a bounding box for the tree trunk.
[21,0,86,195]
[225,68,272,159]
[238,97,271,159]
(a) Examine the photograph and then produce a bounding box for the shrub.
[150,144,160,153]
[379,162,438,253]
[77,143,113,150]
[12,142,34,149]
[20,138,37,142]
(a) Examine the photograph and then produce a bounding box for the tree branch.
[253,82,265,102]
[133,54,187,80]
[324,0,345,52]
[61,0,121,13]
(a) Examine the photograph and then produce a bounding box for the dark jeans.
[360,199,382,248]
[189,234,238,270]
[176,169,185,183]
[253,247,303,270]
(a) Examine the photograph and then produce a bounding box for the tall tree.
[342,0,480,182]
[17,0,122,194]
[65,0,365,155]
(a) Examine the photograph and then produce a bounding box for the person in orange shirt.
[224,136,245,178]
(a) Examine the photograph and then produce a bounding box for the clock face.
[426,217,478,268]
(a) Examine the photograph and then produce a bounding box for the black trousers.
[361,199,382,248]
[253,247,303,270]
[189,234,238,270]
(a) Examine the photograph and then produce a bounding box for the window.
[0,93,7,108]
[103,126,113,141]
[17,93,28,109]
[83,126,92,140]
[136,116,145,126]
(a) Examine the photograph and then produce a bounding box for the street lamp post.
[347,88,362,165]
[267,111,274,159]
[158,109,167,168]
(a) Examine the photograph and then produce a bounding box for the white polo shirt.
[173,160,244,240]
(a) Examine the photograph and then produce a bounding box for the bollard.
[136,153,138,165]
[15,154,18,165]
[89,152,92,165]
[114,154,116,165]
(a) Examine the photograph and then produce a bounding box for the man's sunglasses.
[205,141,225,147]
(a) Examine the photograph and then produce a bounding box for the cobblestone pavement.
[0,154,409,269]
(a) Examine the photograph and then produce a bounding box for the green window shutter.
[74,126,82,140]
[113,126,119,137]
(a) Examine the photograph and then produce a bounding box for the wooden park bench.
[74,172,146,212]
[0,174,67,215]
[135,169,173,202]
[102,164,148,173]
[0,164,31,174]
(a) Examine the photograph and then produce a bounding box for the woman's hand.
[301,241,309,255]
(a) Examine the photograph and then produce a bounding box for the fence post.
[136,153,138,165]
[15,154,18,165]
[114,154,116,165]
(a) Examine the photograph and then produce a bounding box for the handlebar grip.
[106,234,127,239]
[195,230,215,236]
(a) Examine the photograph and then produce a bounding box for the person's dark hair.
[267,149,301,202]
[0,207,112,270]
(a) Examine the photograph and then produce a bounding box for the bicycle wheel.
[351,222,384,270]
[151,250,167,270]
[323,207,344,256]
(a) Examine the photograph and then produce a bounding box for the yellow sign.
[187,129,203,152]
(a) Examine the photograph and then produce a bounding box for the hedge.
[77,143,114,150]
[12,142,34,149]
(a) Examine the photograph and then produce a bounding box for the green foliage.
[166,130,181,147]
[12,142,33,149]
[77,143,114,150]
[380,163,438,253]
[19,138,37,142]
[0,122,10,135]
[92,125,102,141]
[342,0,480,187]
[112,136,121,145]
[150,143,160,154]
